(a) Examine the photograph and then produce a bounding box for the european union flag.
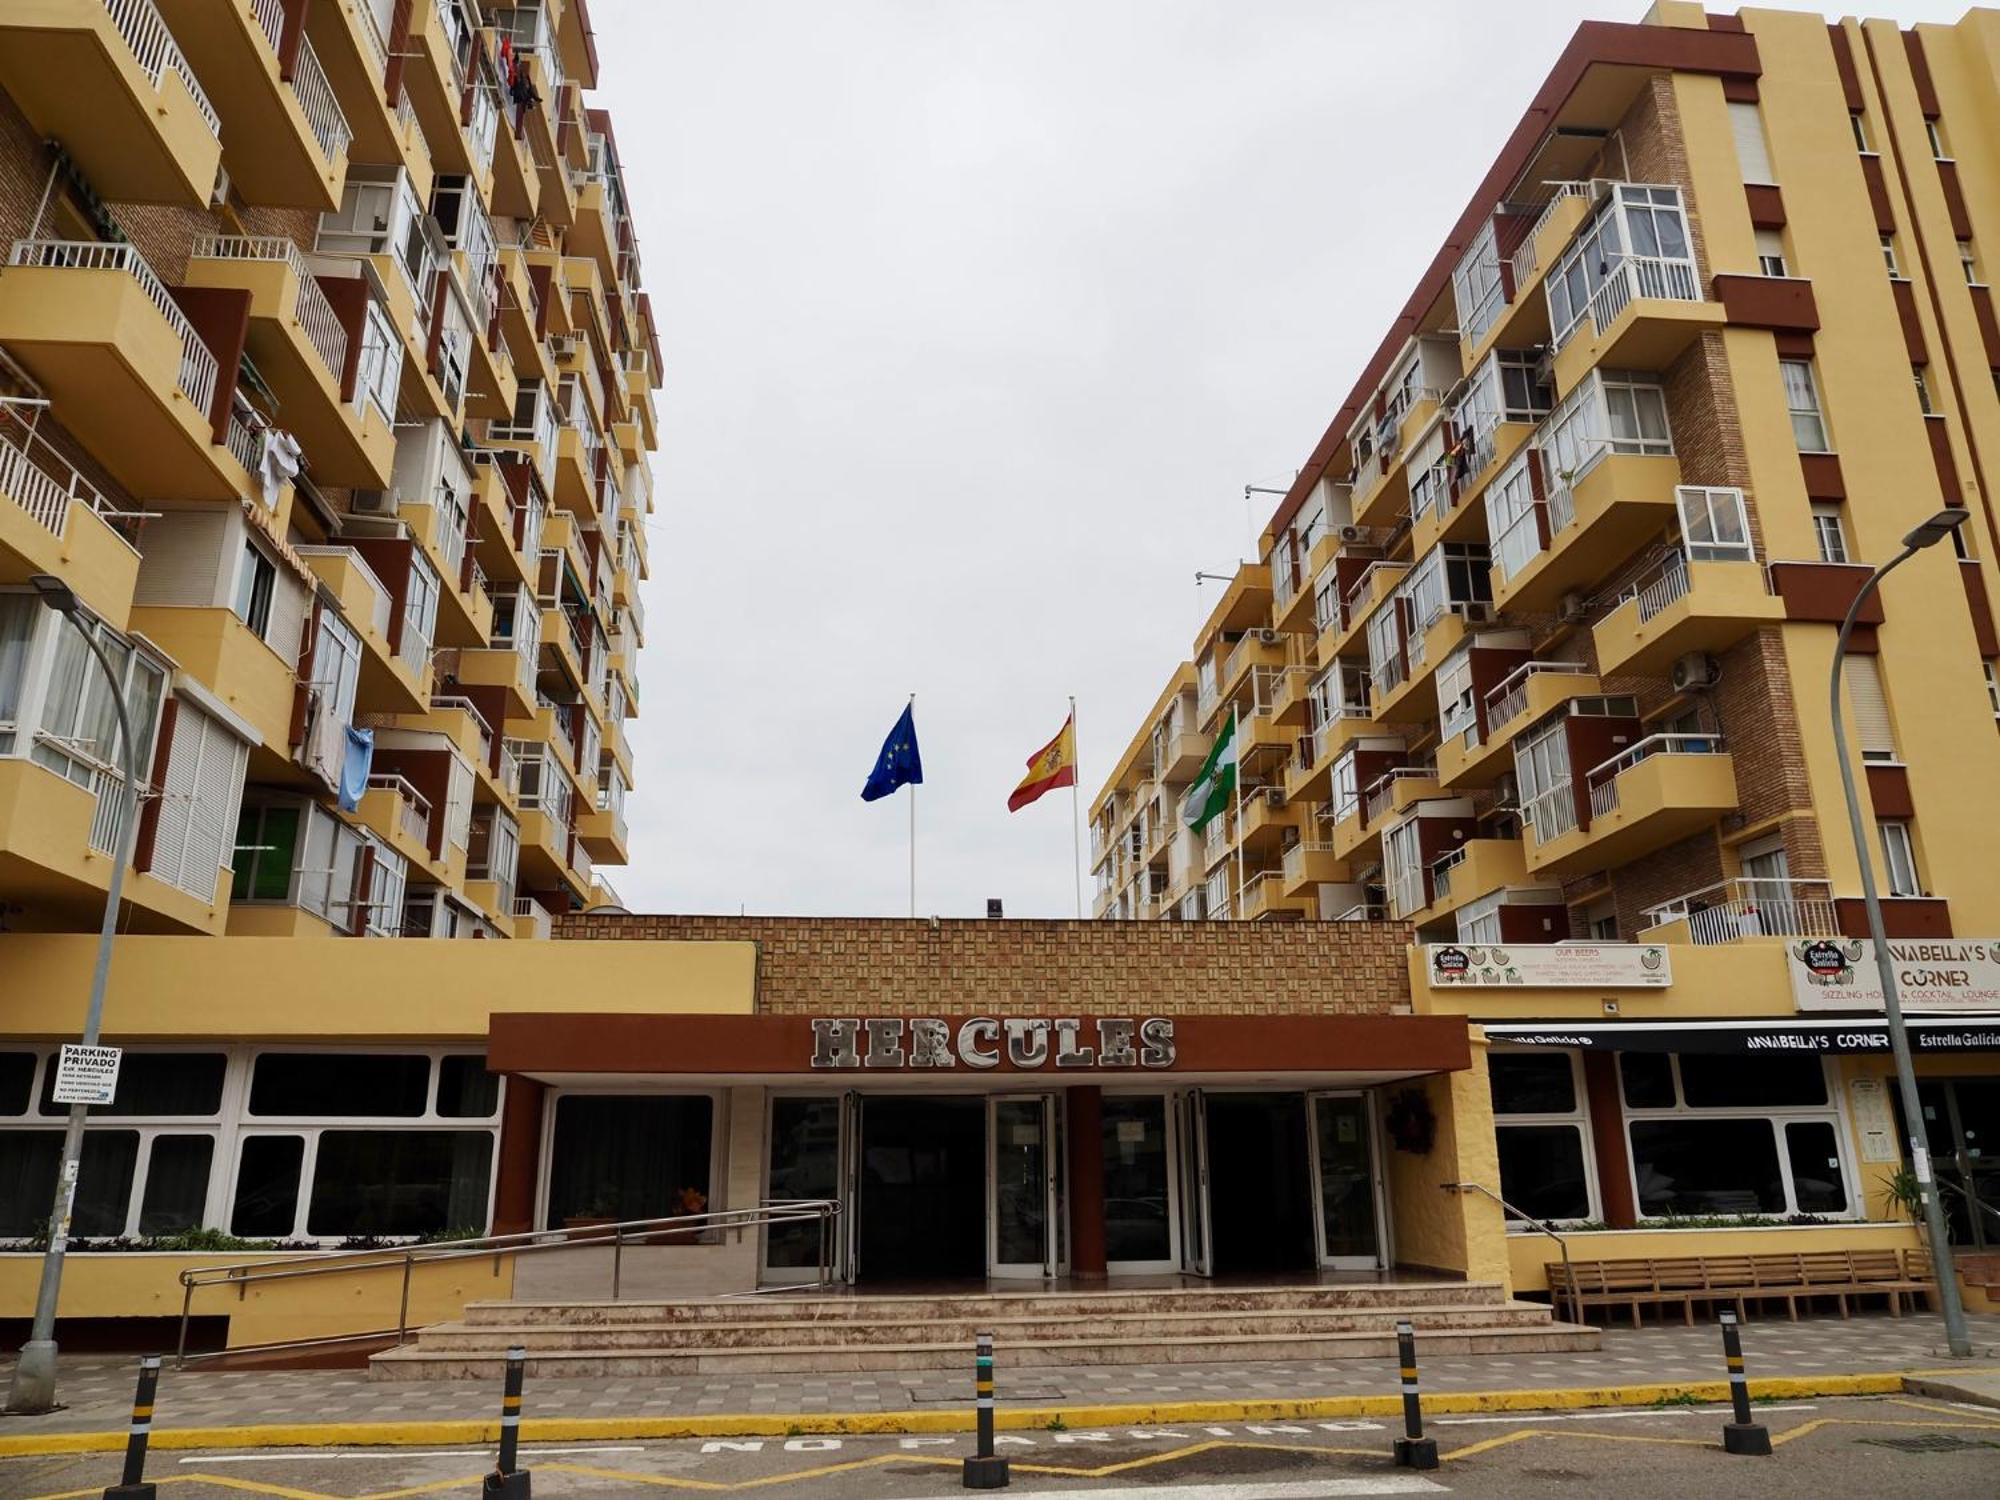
[861,702,923,801]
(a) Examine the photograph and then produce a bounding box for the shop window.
[38,1052,226,1117]
[231,1135,304,1237]
[1491,1053,1578,1114]
[1631,1118,1787,1216]
[765,1097,840,1269]
[249,1053,430,1117]
[139,1135,215,1235]
[307,1130,493,1237]
[1102,1095,1174,1264]
[1491,1051,1594,1224]
[1619,1053,1677,1110]
[0,1052,34,1115]
[545,1095,714,1230]
[436,1055,501,1118]
[1785,1120,1848,1214]
[1678,1053,1827,1109]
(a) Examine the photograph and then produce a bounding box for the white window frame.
[1489,1048,1601,1228]
[1878,819,1920,897]
[1676,486,1753,563]
[1781,359,1830,453]
[1754,228,1788,279]
[1811,502,1850,564]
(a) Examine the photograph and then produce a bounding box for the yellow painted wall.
[0,933,759,1040]
[1384,1039,1511,1290]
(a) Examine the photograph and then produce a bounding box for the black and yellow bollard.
[483,1345,532,1498]
[103,1355,161,1500]
[961,1330,1009,1489]
[1717,1312,1771,1456]
[1390,1319,1438,1470]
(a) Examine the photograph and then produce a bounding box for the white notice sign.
[51,1044,121,1106]
[1425,944,1672,988]
[1848,1076,1899,1163]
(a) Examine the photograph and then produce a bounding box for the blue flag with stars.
[861,703,923,801]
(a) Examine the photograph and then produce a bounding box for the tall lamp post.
[1829,509,1973,1360]
[4,575,148,1415]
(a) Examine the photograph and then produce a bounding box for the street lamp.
[4,575,149,1415]
[1828,508,1973,1360]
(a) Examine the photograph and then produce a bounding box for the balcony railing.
[190,235,349,380]
[511,895,552,939]
[1585,732,1725,819]
[1523,782,1579,842]
[0,399,127,542]
[290,37,353,161]
[1620,548,1691,624]
[1557,254,1701,350]
[1330,902,1386,922]
[1429,844,1468,905]
[1506,180,1594,290]
[102,0,221,137]
[1282,841,1335,888]
[1362,767,1429,825]
[366,773,432,848]
[1642,877,1838,945]
[11,240,218,416]
[1485,660,1587,735]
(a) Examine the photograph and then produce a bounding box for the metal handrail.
[174,1199,841,1367]
[1443,1181,1575,1321]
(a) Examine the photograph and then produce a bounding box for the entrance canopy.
[488,1012,1472,1083]
[1482,1015,2000,1054]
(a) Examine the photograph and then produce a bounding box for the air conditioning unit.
[1459,601,1494,625]
[209,164,232,210]
[547,334,578,359]
[1263,786,1285,808]
[1557,591,1589,624]
[1671,652,1721,692]
[1255,627,1281,645]
[1338,523,1371,544]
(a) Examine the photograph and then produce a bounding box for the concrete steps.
[369,1281,1600,1380]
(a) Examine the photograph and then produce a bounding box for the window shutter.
[1730,101,1775,185]
[151,701,249,899]
[1843,654,1896,758]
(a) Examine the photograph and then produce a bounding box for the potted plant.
[563,1192,618,1236]
[657,1186,709,1245]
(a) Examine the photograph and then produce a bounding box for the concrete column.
[1581,1051,1636,1228]
[1066,1086,1107,1278]
[491,1075,545,1235]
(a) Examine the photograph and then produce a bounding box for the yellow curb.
[0,1372,1933,1456]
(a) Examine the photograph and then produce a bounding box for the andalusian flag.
[1181,713,1238,832]
[1008,713,1077,811]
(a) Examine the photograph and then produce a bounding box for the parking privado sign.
[51,1043,121,1106]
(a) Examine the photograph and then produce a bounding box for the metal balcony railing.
[1506,180,1594,290]
[11,240,219,417]
[365,773,432,848]
[0,399,128,542]
[1430,844,1468,904]
[1484,660,1587,734]
[190,235,350,380]
[1642,877,1838,945]
[291,37,353,161]
[1586,732,1726,819]
[1362,767,1430,825]
[1522,782,1579,842]
[1554,253,1701,350]
[102,0,220,136]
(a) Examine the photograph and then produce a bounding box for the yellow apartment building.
[1096,4,2000,1291]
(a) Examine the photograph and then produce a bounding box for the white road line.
[179,1446,646,1463]
[908,1482,1448,1499]
[1433,1403,1817,1426]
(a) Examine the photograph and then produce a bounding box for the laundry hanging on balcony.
[338,725,374,813]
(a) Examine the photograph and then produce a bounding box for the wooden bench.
[1546,1248,1935,1328]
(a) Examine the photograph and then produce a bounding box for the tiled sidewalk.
[3,1312,1997,1436]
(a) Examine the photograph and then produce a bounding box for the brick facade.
[558,914,1416,1017]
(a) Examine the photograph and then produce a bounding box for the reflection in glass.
[1313,1097,1379,1260]
[1101,1096,1170,1263]
[767,1097,840,1269]
[993,1099,1047,1267]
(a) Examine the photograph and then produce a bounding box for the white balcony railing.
[511,895,552,939]
[189,235,350,381]
[101,0,221,137]
[11,240,218,417]
[1485,660,1588,734]
[1585,732,1726,819]
[366,773,433,848]
[291,36,353,162]
[1362,767,1429,825]
[1642,877,1838,946]
[0,399,126,541]
[1330,902,1386,922]
[1429,844,1468,905]
[1507,180,1594,291]
[1523,782,1579,842]
[1558,254,1701,350]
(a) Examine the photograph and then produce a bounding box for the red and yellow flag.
[1008,714,1077,812]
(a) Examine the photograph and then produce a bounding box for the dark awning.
[1480,1016,2000,1055]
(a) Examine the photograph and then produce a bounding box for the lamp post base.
[4,1340,58,1415]
[1723,1422,1772,1456]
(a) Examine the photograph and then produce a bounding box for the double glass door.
[1916,1079,2000,1250]
[988,1095,1057,1278]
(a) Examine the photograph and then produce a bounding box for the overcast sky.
[593,0,1970,919]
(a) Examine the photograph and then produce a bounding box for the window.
[765,1096,841,1269]
[1842,653,1896,761]
[1878,820,1919,897]
[1544,187,1696,348]
[307,1130,493,1236]
[1676,486,1753,562]
[400,552,441,673]
[1729,100,1775,184]
[1960,239,1981,285]
[30,617,167,791]
[1812,502,1850,563]
[1582,896,1618,941]
[1451,220,1507,348]
[149,700,250,902]
[1515,718,1576,840]
[1881,234,1901,276]
[1382,816,1425,919]
[1781,360,1829,452]
[1914,365,1934,415]
[234,541,276,636]
[1850,111,1871,152]
[1754,229,1788,278]
[251,1054,431,1117]
[544,1094,715,1229]
[1927,118,1949,160]
[1619,1053,1850,1219]
[1490,1052,1595,1223]
[1985,662,2000,719]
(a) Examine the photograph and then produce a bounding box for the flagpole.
[908,692,916,918]
[1069,695,1083,919]
[1231,702,1246,922]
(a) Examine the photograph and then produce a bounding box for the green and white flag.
[1181,713,1238,832]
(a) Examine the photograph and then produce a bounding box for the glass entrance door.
[1102,1094,1177,1273]
[1309,1092,1384,1269]
[1176,1088,1212,1276]
[1920,1079,2000,1250]
[988,1094,1056,1278]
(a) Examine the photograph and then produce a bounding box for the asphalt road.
[3,1395,1998,1498]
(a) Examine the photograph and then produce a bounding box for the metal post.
[1390,1320,1437,1470]
[102,1355,160,1500]
[483,1345,531,1498]
[1717,1312,1771,1456]
[612,1226,623,1300]
[1830,545,1973,1360]
[961,1330,1008,1489]
[397,1253,414,1344]
[6,611,145,1415]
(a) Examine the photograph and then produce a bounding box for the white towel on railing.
[258,428,302,510]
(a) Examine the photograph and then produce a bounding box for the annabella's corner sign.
[1790,938,2000,1012]
[1425,944,1672,988]
[810,1017,1176,1070]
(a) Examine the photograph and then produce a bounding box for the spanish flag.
[1008,713,1077,812]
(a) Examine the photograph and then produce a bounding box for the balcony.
[1412,838,1530,924]
[1280,840,1344,896]
[1594,550,1785,677]
[0,402,142,627]
[576,792,629,865]
[296,544,426,714]
[1551,253,1723,393]
[1352,390,1443,532]
[1438,661,1598,789]
[1374,604,1487,725]
[157,0,351,209]
[401,0,480,176]
[0,0,223,206]
[183,236,396,488]
[1459,184,1595,368]
[127,605,296,751]
[305,0,428,193]
[354,772,437,874]
[0,240,252,501]
[1322,560,1406,666]
[1490,449,1682,614]
[1525,734,1737,877]
[1640,878,1838,946]
[1238,870,1302,922]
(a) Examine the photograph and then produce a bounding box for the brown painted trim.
[1705,14,1746,34]
[1968,285,2000,368]
[317,276,368,403]
[1772,331,1818,361]
[1836,895,1951,938]
[1581,1050,1636,1229]
[1859,154,1897,233]
[1890,278,1928,361]
[1722,75,1759,103]
[1828,24,1866,111]
[1713,273,1818,333]
[1743,183,1786,229]
[1936,159,1975,240]
[1865,762,1915,818]
[385,0,413,109]
[1066,1086,1106,1277]
[1798,451,1845,500]
[488,1013,1475,1077]
[1769,560,1885,625]
[1263,21,1760,539]
[491,1076,545,1236]
[1926,413,1962,505]
[1961,558,2000,655]
[1901,29,1940,117]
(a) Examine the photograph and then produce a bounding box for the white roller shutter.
[1843,654,1896,760]
[1730,101,1775,185]
[149,699,250,899]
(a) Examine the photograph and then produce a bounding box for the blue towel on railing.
[338,726,374,813]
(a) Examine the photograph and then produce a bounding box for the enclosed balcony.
[0,239,253,501]
[1410,838,1545,928]
[1593,489,1785,676]
[1437,661,1599,789]
[1546,184,1723,391]
[1525,733,1737,878]
[157,0,351,209]
[0,0,223,206]
[296,543,424,714]
[0,401,142,627]
[1639,877,1839,946]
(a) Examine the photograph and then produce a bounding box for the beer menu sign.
[1426,944,1672,988]
[1790,938,2000,1013]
